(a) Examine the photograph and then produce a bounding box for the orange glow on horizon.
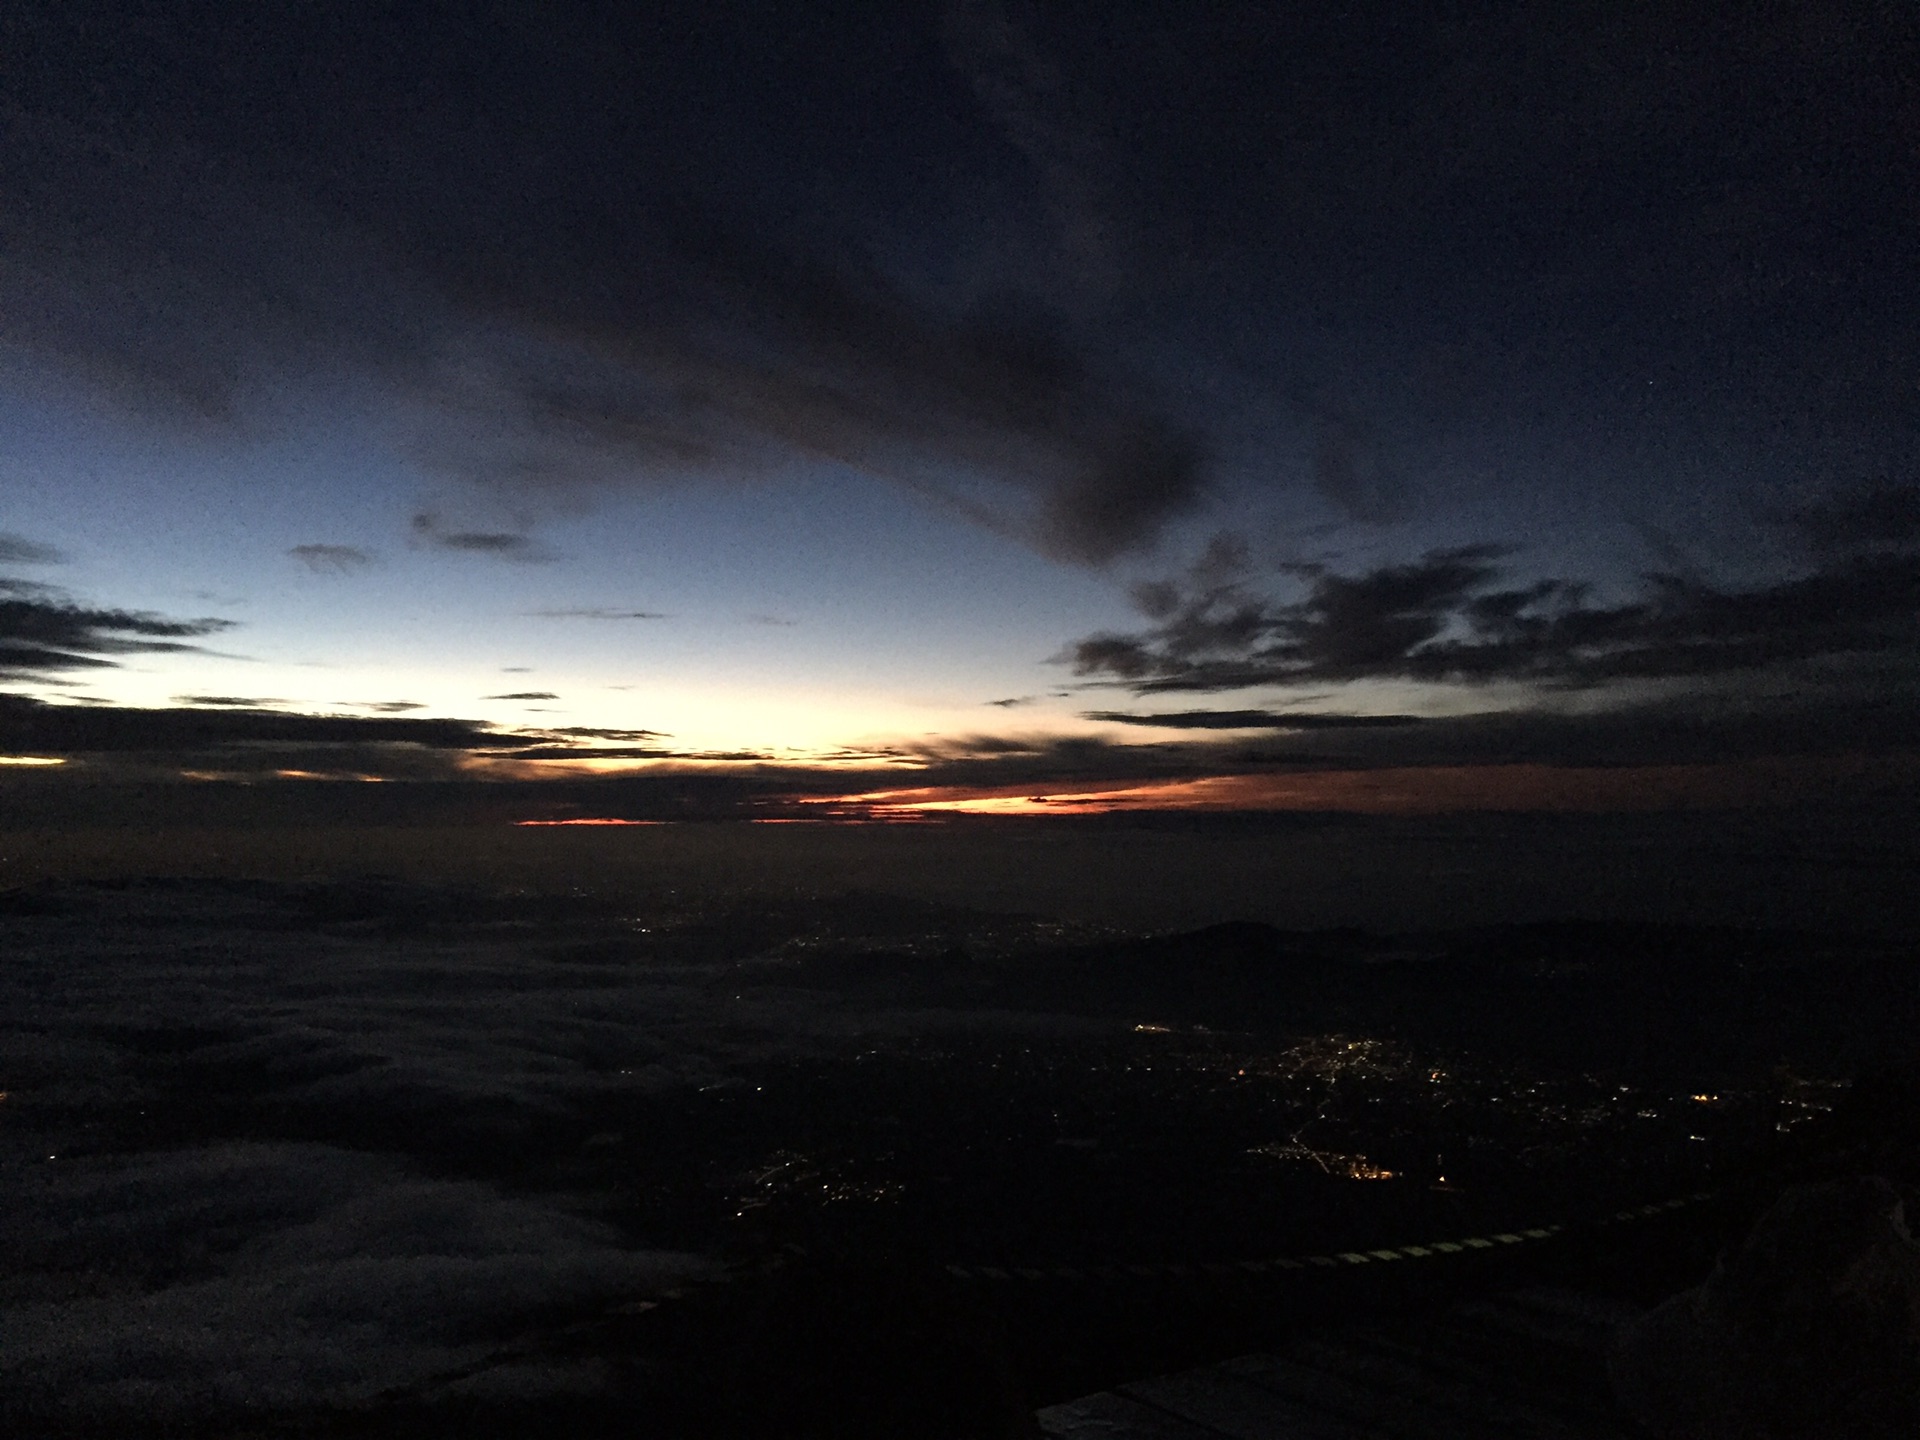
[514,818,669,826]
[459,749,909,781]
[805,754,1919,817]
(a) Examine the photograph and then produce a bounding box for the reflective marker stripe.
[941,1186,1719,1280]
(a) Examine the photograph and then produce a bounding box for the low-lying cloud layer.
[3,1142,703,1421]
[1,879,888,1421]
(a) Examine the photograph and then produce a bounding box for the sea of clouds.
[0,878,1026,1422]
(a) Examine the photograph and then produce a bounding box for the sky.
[2,0,1917,819]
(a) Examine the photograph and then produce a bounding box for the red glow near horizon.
[514,818,669,826]
[802,755,1913,818]
[497,754,1914,825]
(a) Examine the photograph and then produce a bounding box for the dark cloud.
[0,22,1209,569]
[548,727,668,742]
[172,695,283,708]
[986,696,1032,707]
[418,211,1207,564]
[354,701,427,713]
[492,745,767,763]
[1085,709,1422,731]
[1330,699,1920,772]
[485,692,558,702]
[888,731,1200,786]
[287,544,374,573]
[842,689,1920,788]
[510,211,1198,568]
[0,694,700,784]
[0,694,504,754]
[445,216,1198,560]
[2,5,1915,577]
[529,608,669,621]
[0,579,233,680]
[410,515,550,562]
[1786,479,1920,557]
[1032,424,1204,565]
[0,532,66,565]
[1068,545,1920,692]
